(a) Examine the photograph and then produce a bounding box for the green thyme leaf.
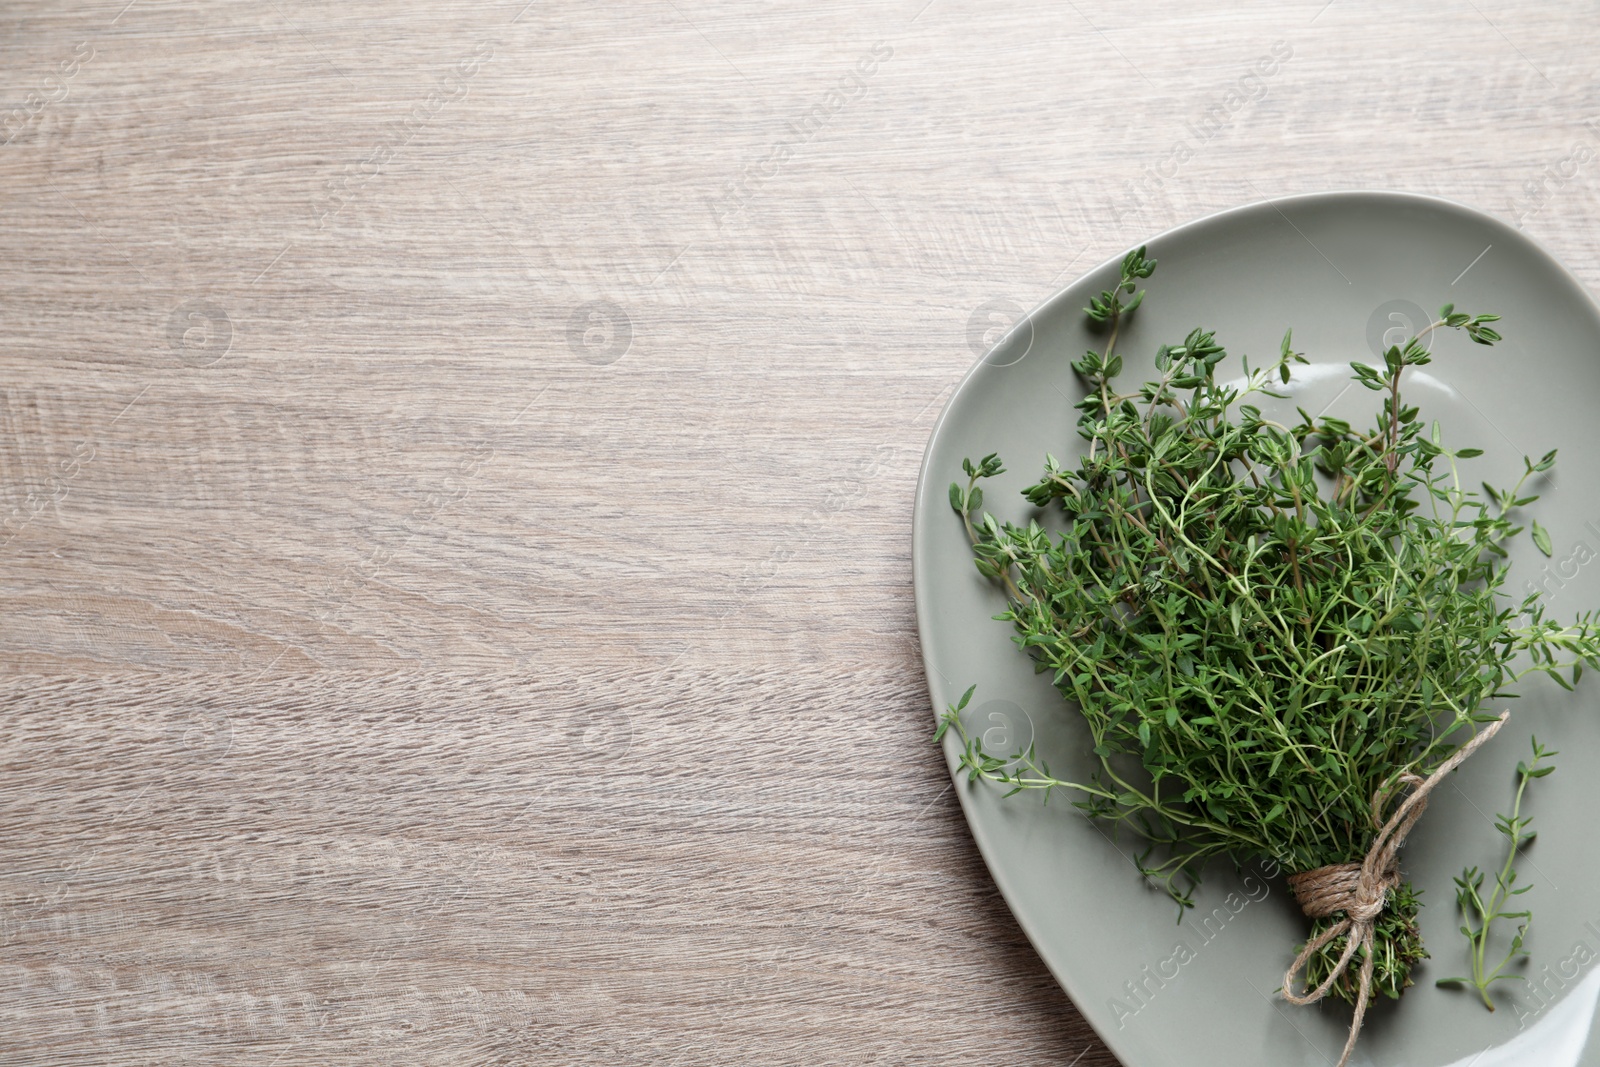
[1532,520,1553,557]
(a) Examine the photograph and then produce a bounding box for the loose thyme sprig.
[1436,736,1557,1011]
[944,248,1600,999]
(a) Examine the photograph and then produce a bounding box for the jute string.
[1281,711,1509,1067]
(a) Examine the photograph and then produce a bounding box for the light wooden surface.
[2,1,1598,1063]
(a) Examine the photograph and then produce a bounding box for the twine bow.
[1281,711,1509,1067]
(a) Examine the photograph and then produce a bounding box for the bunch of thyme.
[940,247,1600,1005]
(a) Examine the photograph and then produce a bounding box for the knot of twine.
[1281,711,1509,1067]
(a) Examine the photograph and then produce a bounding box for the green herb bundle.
[940,248,1600,1059]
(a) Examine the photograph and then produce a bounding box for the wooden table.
[1,2,1595,1063]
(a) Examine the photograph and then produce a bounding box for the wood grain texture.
[0,0,1597,1062]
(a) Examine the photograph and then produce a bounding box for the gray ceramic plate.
[914,191,1600,1067]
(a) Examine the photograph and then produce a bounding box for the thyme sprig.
[941,247,1600,1002]
[1436,736,1557,1010]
